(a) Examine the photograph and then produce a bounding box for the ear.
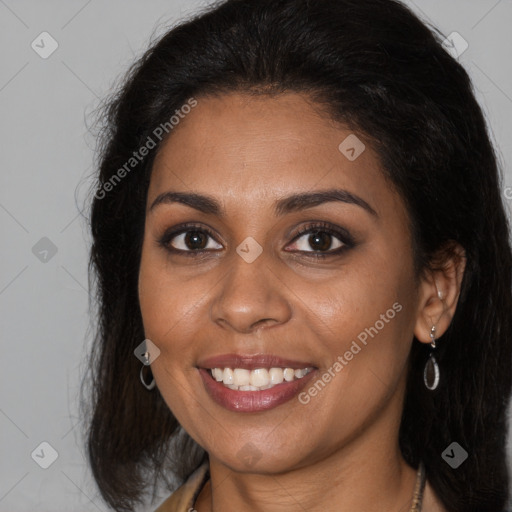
[413,241,467,344]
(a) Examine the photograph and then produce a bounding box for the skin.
[138,92,465,512]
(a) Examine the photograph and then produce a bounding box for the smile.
[197,354,318,412]
[208,367,313,391]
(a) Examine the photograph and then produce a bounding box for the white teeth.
[209,366,312,391]
[294,368,307,378]
[269,367,284,385]
[250,368,270,387]
[233,368,250,386]
[283,368,295,382]
[223,368,234,385]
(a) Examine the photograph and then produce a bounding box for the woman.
[83,0,512,511]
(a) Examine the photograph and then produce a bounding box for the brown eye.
[183,231,208,250]
[289,229,344,253]
[159,225,223,254]
[307,231,336,252]
[284,221,356,259]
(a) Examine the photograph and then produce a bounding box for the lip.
[197,353,316,371]
[198,365,318,412]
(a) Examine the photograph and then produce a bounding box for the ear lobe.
[414,242,466,344]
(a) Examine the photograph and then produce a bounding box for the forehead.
[148,92,394,217]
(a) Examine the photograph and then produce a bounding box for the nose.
[209,250,292,334]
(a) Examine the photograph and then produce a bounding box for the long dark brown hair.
[81,0,512,510]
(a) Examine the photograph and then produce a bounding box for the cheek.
[138,248,206,420]
[138,249,168,338]
[295,261,406,347]
[294,258,414,400]
[138,243,184,351]
[138,244,214,369]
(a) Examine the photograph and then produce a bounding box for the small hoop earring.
[423,325,440,391]
[139,351,156,390]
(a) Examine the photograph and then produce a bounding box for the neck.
[199,454,417,512]
[195,381,420,512]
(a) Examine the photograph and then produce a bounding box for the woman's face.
[138,91,423,473]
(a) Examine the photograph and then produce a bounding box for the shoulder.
[154,462,209,512]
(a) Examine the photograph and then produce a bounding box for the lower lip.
[198,368,317,412]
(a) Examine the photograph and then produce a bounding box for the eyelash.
[157,221,355,259]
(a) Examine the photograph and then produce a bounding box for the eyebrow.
[149,188,378,217]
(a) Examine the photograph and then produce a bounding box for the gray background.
[1,1,511,510]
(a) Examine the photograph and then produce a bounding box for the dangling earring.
[140,350,156,390]
[423,325,440,391]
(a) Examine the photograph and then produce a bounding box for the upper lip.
[197,353,317,370]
